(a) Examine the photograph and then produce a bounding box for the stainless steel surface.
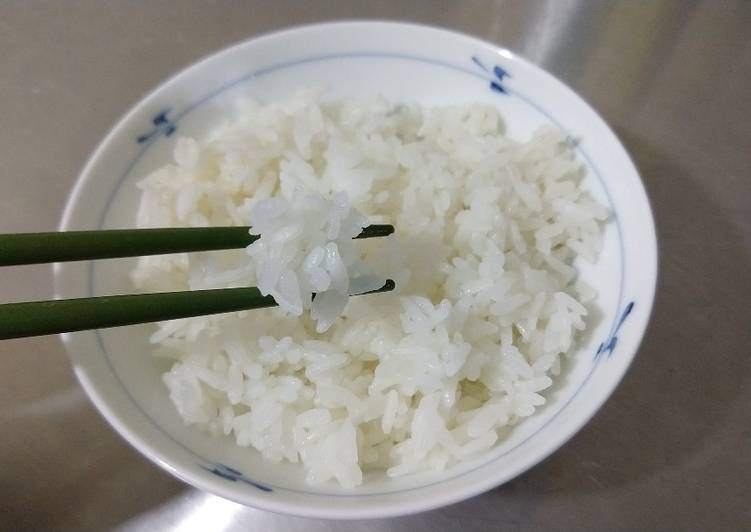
[1,1,749,529]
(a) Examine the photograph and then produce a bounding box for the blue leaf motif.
[596,302,635,360]
[471,55,486,70]
[472,55,512,95]
[493,65,510,80]
[201,463,273,492]
[489,81,507,95]
[137,109,177,144]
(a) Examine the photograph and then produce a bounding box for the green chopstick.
[0,279,396,340]
[0,224,394,266]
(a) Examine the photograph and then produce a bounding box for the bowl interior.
[57,22,656,518]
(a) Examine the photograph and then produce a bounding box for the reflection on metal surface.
[0,386,86,418]
[520,0,590,67]
[511,0,699,123]
[116,492,246,532]
[170,494,243,532]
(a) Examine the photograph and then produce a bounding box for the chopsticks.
[0,280,396,340]
[0,225,394,266]
[0,225,396,339]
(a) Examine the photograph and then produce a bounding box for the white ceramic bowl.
[57,21,657,518]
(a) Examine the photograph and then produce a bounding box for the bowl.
[56,21,657,518]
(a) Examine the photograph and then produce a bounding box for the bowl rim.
[58,19,658,519]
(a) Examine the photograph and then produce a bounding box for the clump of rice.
[132,88,608,488]
[247,190,385,333]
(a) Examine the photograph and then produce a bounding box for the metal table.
[2,1,749,530]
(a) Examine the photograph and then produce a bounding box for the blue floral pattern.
[596,302,635,360]
[201,463,273,492]
[471,56,511,94]
[137,109,177,144]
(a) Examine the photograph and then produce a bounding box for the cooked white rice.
[132,89,608,488]
[247,190,386,333]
